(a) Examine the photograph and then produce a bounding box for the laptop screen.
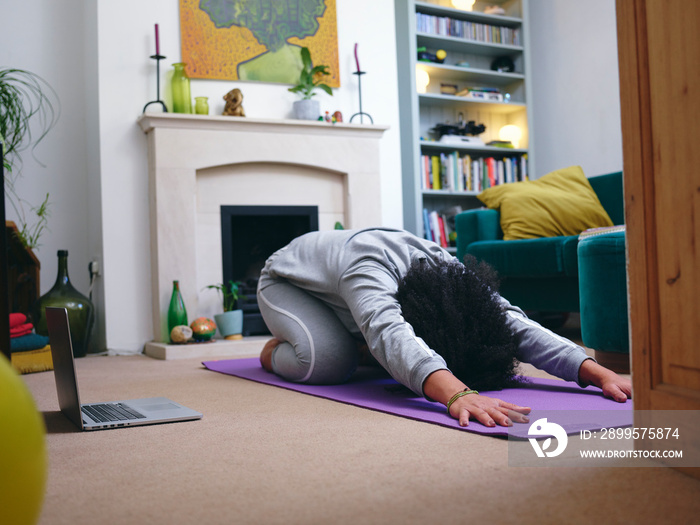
[45,307,84,429]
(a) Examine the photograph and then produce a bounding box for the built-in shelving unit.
[395,0,533,250]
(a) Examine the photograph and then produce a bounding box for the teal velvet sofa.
[455,171,625,314]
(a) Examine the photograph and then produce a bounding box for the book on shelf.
[423,206,463,247]
[420,152,528,192]
[416,13,521,46]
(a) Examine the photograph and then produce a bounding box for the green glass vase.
[34,250,95,357]
[194,96,209,115]
[171,63,192,114]
[167,280,188,339]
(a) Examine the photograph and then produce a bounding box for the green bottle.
[34,250,95,357]
[167,280,188,337]
[171,63,192,114]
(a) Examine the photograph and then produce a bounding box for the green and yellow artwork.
[180,0,340,87]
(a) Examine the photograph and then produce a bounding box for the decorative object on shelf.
[498,124,523,148]
[288,46,332,121]
[170,62,192,113]
[350,43,373,124]
[440,83,458,95]
[143,24,167,113]
[205,280,244,340]
[190,317,217,342]
[491,56,515,73]
[416,46,445,64]
[222,88,245,116]
[332,110,343,123]
[0,352,47,525]
[169,325,193,344]
[456,86,504,102]
[167,280,188,339]
[431,114,486,140]
[438,135,485,146]
[194,96,209,115]
[484,5,506,16]
[486,140,515,149]
[33,250,95,358]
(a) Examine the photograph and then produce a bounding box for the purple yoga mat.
[202,358,632,437]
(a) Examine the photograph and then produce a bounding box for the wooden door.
[616,0,700,477]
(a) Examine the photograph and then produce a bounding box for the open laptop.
[46,306,202,430]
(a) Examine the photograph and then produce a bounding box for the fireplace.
[137,113,387,357]
[221,205,319,335]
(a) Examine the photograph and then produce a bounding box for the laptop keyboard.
[82,403,147,423]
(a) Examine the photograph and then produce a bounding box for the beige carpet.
[23,341,700,525]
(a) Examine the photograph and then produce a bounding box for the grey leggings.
[257,276,359,384]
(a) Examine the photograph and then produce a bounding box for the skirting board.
[144,336,267,360]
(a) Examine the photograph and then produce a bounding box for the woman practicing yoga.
[256,228,631,428]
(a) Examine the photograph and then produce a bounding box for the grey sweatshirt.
[260,228,591,397]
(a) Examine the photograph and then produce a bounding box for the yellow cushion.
[477,165,614,240]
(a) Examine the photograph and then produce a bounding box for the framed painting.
[179,0,340,87]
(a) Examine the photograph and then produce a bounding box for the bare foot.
[260,338,280,372]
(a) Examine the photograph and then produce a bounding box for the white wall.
[0,1,93,316]
[528,0,623,178]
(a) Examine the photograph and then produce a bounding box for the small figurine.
[222,88,245,117]
[324,111,332,123]
[332,111,343,123]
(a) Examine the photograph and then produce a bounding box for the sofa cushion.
[467,235,580,278]
[477,165,614,240]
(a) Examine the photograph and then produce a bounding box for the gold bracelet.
[446,388,479,414]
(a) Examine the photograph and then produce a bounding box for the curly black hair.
[396,255,522,391]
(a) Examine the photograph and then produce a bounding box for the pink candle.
[155,24,160,55]
[354,43,360,73]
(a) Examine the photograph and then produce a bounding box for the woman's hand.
[423,369,530,427]
[449,393,531,427]
[578,359,631,403]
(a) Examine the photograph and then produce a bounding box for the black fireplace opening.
[221,205,319,336]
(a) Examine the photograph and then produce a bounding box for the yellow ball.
[436,49,447,61]
[0,354,47,525]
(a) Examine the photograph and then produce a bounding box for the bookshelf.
[395,0,533,250]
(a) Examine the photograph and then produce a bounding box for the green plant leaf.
[316,84,333,96]
[289,46,333,100]
[1,68,60,250]
[300,47,312,69]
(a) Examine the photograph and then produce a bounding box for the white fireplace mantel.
[137,113,388,351]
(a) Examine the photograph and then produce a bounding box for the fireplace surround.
[137,113,387,358]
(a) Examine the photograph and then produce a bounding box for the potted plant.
[288,46,333,120]
[1,68,59,250]
[205,280,244,340]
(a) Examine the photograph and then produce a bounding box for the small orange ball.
[190,317,217,341]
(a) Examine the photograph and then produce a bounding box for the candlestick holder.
[350,71,373,124]
[143,54,168,113]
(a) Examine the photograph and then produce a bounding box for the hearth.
[221,205,319,335]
